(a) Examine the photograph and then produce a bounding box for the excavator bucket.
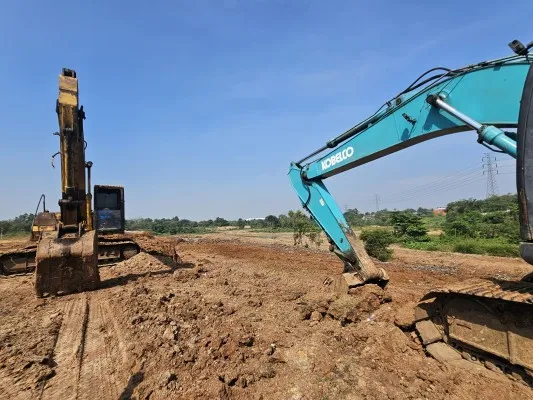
[34,230,100,297]
[334,234,389,294]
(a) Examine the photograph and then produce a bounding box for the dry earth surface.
[1,231,532,399]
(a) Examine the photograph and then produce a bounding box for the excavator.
[289,39,533,383]
[0,69,152,295]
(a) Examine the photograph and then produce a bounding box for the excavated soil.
[1,233,532,399]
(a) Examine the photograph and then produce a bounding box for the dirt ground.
[1,232,532,400]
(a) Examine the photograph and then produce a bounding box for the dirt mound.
[0,236,531,399]
[110,252,171,275]
[296,284,392,326]
[103,232,184,263]
[130,233,184,261]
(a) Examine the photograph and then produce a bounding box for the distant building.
[432,207,447,216]
[245,217,265,221]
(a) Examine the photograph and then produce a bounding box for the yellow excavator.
[0,69,147,296]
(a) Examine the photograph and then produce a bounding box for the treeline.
[0,212,310,236]
[343,194,518,241]
[356,194,520,258]
[126,217,230,233]
[444,194,519,241]
[0,213,34,237]
[0,195,520,249]
[343,207,434,228]
[125,212,316,235]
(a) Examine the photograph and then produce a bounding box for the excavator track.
[97,237,140,263]
[0,237,141,274]
[0,233,181,274]
[415,278,533,385]
[0,245,37,274]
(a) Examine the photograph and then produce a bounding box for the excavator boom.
[289,40,533,382]
[290,50,531,285]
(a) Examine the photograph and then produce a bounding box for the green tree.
[416,207,433,217]
[374,210,392,226]
[264,215,280,229]
[278,214,290,229]
[249,219,266,229]
[391,212,428,240]
[214,217,229,227]
[198,219,214,227]
[287,210,315,245]
[344,208,365,227]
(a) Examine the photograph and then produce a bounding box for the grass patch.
[249,228,294,233]
[421,215,445,229]
[0,232,29,239]
[401,236,519,257]
[143,227,216,235]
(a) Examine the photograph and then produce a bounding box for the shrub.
[453,239,519,257]
[306,230,324,248]
[401,236,520,257]
[483,243,519,257]
[453,241,480,254]
[360,230,394,262]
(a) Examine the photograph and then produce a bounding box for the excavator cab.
[94,185,126,233]
[93,185,140,262]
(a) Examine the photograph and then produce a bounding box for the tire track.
[41,294,88,400]
[39,292,130,400]
[76,294,130,400]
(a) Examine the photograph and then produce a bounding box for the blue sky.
[1,0,531,220]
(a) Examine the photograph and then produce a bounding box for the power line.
[380,161,513,202]
[380,172,514,207]
[381,173,515,207]
[482,153,499,198]
[381,176,486,205]
[378,160,515,205]
[383,172,485,203]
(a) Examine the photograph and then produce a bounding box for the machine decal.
[321,146,354,171]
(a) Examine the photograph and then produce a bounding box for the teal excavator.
[289,40,533,383]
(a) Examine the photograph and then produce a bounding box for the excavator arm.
[34,69,100,297]
[289,41,533,290]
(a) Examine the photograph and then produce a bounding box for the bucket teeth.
[335,267,389,295]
